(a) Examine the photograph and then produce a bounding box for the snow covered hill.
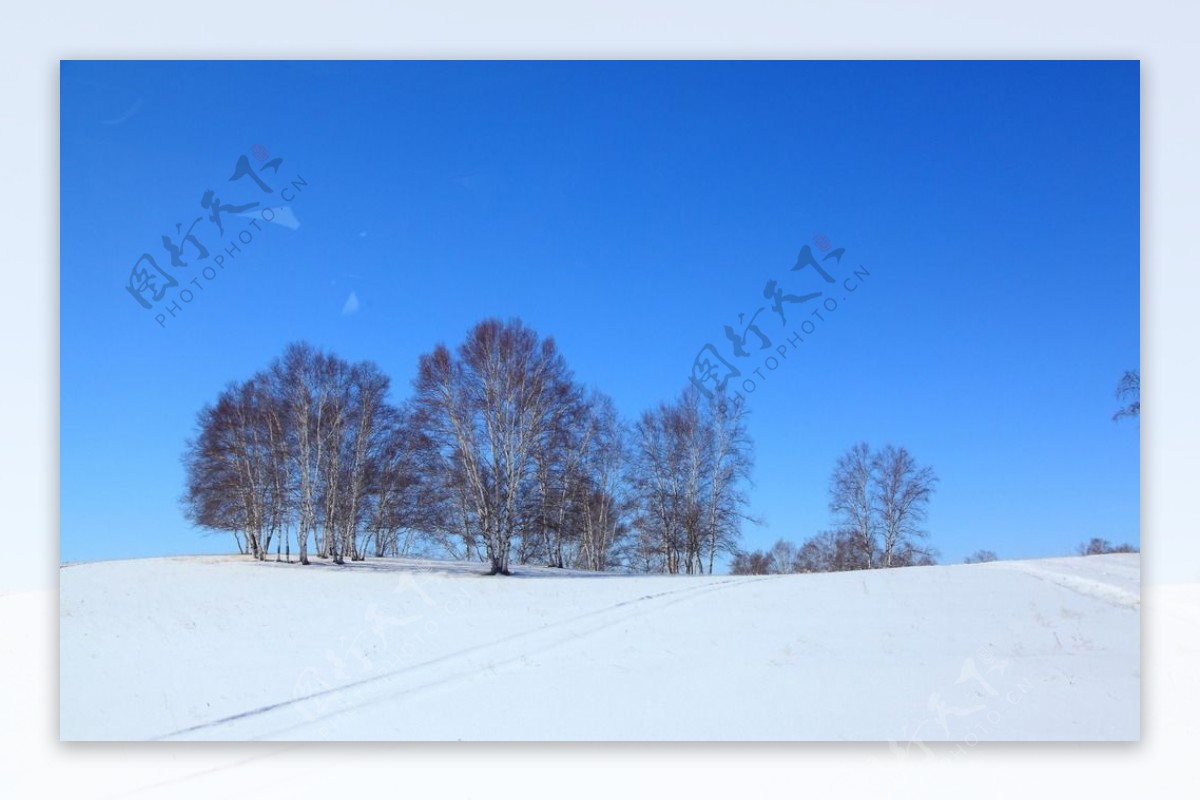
[59,554,1139,742]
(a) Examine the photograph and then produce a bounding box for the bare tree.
[829,442,877,569]
[826,443,938,571]
[873,445,938,568]
[630,386,753,574]
[527,380,590,568]
[412,319,580,575]
[182,390,250,554]
[768,539,797,574]
[339,362,392,561]
[793,534,833,573]
[182,331,751,577]
[365,404,425,558]
[182,377,278,559]
[274,344,318,565]
[184,342,407,566]
[631,398,687,573]
[790,531,860,573]
[574,391,632,571]
[314,354,351,563]
[703,393,754,574]
[729,549,776,575]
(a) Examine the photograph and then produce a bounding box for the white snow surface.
[59,553,1140,741]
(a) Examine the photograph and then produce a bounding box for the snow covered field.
[59,554,1139,742]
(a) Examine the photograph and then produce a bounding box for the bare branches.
[1077,538,1138,555]
[795,443,941,572]
[829,442,876,569]
[874,445,937,568]
[182,344,407,565]
[182,324,751,576]
[630,386,754,574]
[412,319,583,575]
[1112,369,1140,422]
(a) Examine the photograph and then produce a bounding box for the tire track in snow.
[153,574,772,741]
[983,560,1140,609]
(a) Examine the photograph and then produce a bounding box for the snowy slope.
[59,554,1139,741]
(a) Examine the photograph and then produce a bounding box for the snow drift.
[59,553,1139,741]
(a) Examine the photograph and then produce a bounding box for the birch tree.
[575,391,631,571]
[829,442,877,569]
[412,319,580,575]
[872,444,938,568]
[631,386,752,574]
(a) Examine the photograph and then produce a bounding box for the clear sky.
[60,60,1139,567]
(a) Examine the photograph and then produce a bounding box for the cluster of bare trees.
[182,320,754,575]
[627,385,755,575]
[826,442,939,570]
[729,539,810,576]
[731,442,938,575]
[410,319,635,574]
[181,343,420,564]
[1077,538,1138,556]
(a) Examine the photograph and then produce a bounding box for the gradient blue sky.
[60,60,1139,567]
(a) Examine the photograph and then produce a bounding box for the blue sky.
[60,60,1139,567]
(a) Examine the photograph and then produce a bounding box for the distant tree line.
[182,319,754,575]
[963,541,1139,562]
[731,443,939,575]
[1077,537,1138,556]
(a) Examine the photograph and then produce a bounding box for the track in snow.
[154,574,769,740]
